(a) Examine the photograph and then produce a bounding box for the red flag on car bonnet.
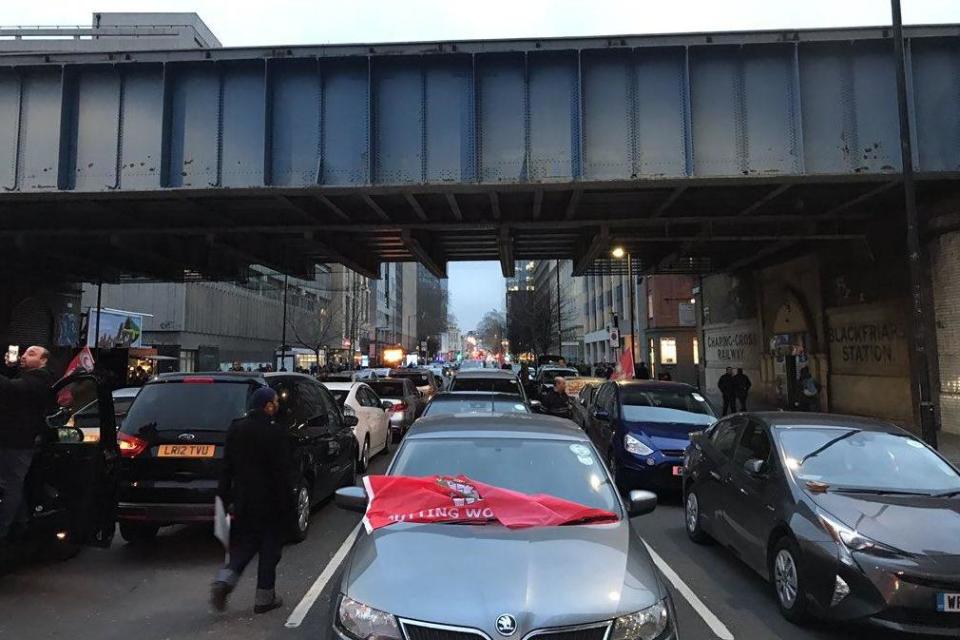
[361,475,618,533]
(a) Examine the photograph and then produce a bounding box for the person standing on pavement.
[798,366,820,412]
[211,387,293,615]
[733,368,752,412]
[718,367,736,416]
[635,361,650,380]
[541,377,572,419]
[0,345,54,540]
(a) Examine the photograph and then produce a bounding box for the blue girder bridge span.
[0,24,958,280]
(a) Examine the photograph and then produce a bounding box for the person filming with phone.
[0,345,54,540]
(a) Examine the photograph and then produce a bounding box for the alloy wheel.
[774,549,799,609]
[685,492,699,533]
[297,485,311,533]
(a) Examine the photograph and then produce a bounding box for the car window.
[578,385,592,405]
[734,421,772,465]
[710,418,745,459]
[329,389,348,407]
[368,381,406,398]
[620,387,715,418]
[391,437,618,514]
[317,387,342,429]
[121,381,252,435]
[392,371,432,386]
[594,384,613,412]
[297,380,326,423]
[451,377,521,395]
[271,379,300,428]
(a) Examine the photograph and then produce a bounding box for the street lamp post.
[612,247,637,366]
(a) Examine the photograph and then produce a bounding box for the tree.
[286,304,341,370]
[476,310,507,355]
[506,288,576,357]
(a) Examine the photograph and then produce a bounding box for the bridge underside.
[1,175,957,282]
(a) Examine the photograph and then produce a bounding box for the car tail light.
[389,402,408,413]
[118,432,148,458]
[182,377,215,384]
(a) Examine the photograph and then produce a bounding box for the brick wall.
[931,231,960,436]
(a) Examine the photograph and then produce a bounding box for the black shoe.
[253,596,283,614]
[210,581,232,612]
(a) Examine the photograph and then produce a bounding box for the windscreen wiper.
[833,487,932,497]
[932,489,960,498]
[799,429,861,465]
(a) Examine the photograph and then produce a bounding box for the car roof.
[749,412,903,433]
[368,377,413,387]
[430,391,524,400]
[615,379,698,392]
[453,369,517,379]
[152,371,318,384]
[407,414,587,440]
[113,387,141,398]
[322,381,362,391]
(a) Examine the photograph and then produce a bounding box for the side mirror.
[529,400,544,413]
[343,414,360,428]
[743,458,767,476]
[626,489,658,517]
[335,486,368,513]
[381,401,393,411]
[592,407,610,421]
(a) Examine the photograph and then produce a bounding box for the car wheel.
[119,522,159,544]
[358,437,370,472]
[292,480,311,543]
[684,488,712,544]
[381,429,390,455]
[772,537,809,624]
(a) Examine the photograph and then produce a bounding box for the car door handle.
[738,487,749,496]
[709,470,722,481]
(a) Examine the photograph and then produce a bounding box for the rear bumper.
[118,502,214,524]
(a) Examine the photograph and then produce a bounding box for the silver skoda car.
[333,414,679,640]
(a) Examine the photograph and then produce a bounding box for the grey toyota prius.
[333,414,679,640]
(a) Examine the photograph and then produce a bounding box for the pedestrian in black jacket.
[0,345,54,539]
[211,387,294,614]
[733,368,752,412]
[718,367,736,416]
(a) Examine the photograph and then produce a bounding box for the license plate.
[672,465,683,477]
[157,444,215,458]
[937,593,960,612]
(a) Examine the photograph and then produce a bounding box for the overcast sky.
[9,1,959,332]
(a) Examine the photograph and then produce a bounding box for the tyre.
[684,488,712,544]
[358,437,370,473]
[119,522,159,543]
[771,536,809,624]
[291,480,311,543]
[381,430,390,455]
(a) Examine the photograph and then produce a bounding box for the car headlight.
[624,433,654,457]
[817,510,904,562]
[337,595,402,640]
[611,600,669,640]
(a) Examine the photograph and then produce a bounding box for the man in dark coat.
[733,368,752,412]
[635,361,651,380]
[0,345,54,539]
[541,377,572,419]
[211,387,294,614]
[718,367,736,416]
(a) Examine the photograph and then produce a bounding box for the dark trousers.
[736,395,748,412]
[0,448,35,538]
[721,395,737,416]
[220,519,283,591]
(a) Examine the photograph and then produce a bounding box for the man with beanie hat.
[211,386,294,614]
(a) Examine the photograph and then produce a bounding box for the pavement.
[0,451,942,640]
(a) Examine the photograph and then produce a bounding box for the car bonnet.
[340,518,663,633]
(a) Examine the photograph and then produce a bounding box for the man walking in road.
[211,387,293,614]
[733,368,752,412]
[541,376,572,419]
[718,367,736,416]
[0,345,54,540]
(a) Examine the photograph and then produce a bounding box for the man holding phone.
[0,345,54,539]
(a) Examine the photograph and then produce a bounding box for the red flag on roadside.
[609,347,635,381]
[361,475,617,533]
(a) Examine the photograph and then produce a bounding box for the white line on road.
[285,523,362,629]
[642,540,735,640]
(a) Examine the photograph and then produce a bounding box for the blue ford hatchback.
[585,380,716,491]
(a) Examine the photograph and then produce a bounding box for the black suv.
[117,372,358,543]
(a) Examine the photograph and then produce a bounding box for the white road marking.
[285,523,362,629]
[642,540,735,640]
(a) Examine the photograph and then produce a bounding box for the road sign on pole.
[608,328,620,348]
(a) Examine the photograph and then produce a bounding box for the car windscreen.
[621,387,715,418]
[391,437,619,514]
[450,377,522,395]
[777,427,960,494]
[368,381,407,398]
[391,372,431,386]
[539,369,579,381]
[329,390,349,406]
[120,382,253,434]
[424,397,529,417]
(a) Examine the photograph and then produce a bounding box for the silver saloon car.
[333,414,678,640]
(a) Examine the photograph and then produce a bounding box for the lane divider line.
[285,523,362,629]
[642,540,735,640]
